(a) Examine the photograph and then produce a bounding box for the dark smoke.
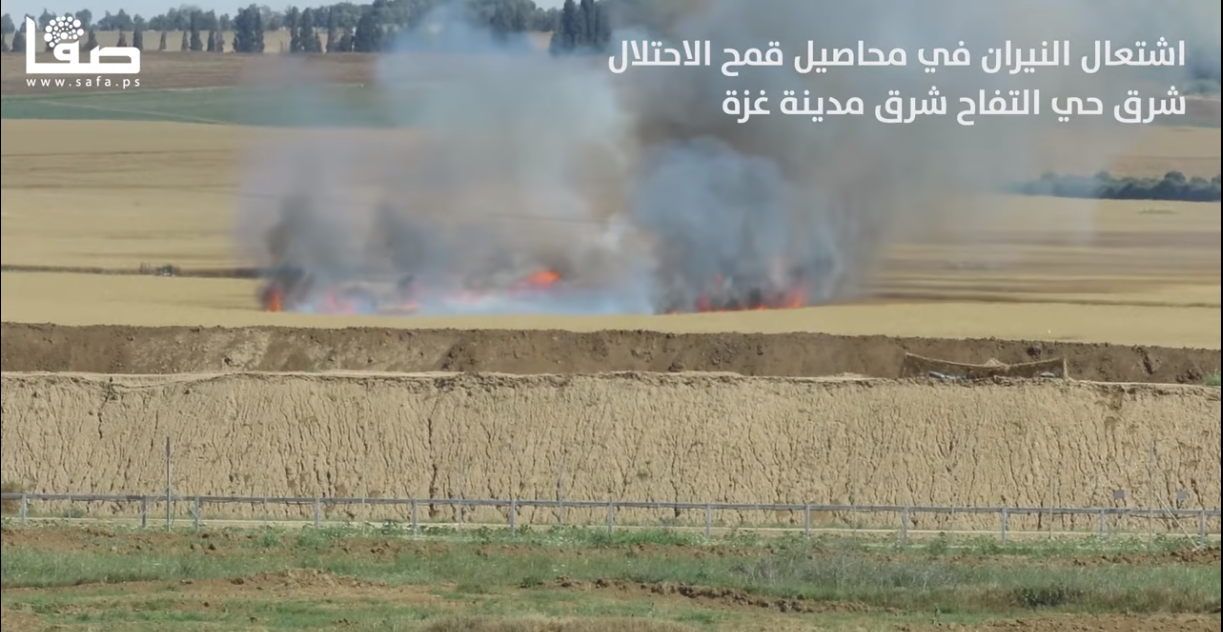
[235,0,1219,315]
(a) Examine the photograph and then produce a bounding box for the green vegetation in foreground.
[0,84,415,127]
[1206,371,1221,387]
[1,523,1219,632]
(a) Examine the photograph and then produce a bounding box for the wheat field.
[1,118,1219,345]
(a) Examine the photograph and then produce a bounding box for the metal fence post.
[803,504,812,539]
[140,496,148,530]
[1098,508,1107,541]
[900,507,910,544]
[509,499,518,537]
[193,497,201,533]
[1199,509,1207,546]
[1000,508,1009,544]
[410,499,419,537]
[704,503,713,539]
[19,493,28,525]
[313,498,321,528]
[607,501,616,536]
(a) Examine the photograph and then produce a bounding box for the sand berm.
[2,323,1221,382]
[2,371,1218,530]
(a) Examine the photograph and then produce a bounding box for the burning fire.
[265,288,283,313]
[520,268,561,289]
[259,263,810,316]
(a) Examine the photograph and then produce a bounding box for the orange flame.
[265,289,283,312]
[261,266,806,315]
[525,269,561,287]
[687,279,807,314]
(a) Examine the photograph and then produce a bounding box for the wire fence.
[3,492,1220,545]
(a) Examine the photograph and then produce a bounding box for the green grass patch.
[1205,371,1221,387]
[3,524,1219,616]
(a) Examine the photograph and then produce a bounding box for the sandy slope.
[2,371,1217,530]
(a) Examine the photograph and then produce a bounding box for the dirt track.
[2,371,1218,529]
[2,323,1220,383]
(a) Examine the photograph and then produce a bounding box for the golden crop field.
[1,117,1219,345]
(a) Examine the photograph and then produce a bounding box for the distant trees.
[285,6,322,53]
[1012,171,1222,202]
[95,9,134,31]
[4,15,25,53]
[299,8,322,52]
[0,0,612,55]
[352,8,381,52]
[0,14,11,53]
[324,9,340,52]
[549,0,610,55]
[285,6,300,50]
[189,12,203,51]
[232,4,265,53]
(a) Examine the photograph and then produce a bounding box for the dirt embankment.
[2,323,1219,383]
[2,372,1218,529]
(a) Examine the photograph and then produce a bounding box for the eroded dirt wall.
[3,323,1220,383]
[1,372,1218,530]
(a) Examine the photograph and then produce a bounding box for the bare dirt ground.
[2,322,1220,382]
[2,372,1218,525]
[7,527,1220,566]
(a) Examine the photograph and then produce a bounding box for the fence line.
[4,492,1220,545]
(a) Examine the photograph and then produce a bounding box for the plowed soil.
[3,323,1220,383]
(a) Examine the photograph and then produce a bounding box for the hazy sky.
[6,0,565,22]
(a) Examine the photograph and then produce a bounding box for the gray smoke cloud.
[234,0,1218,315]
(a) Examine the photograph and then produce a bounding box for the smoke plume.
[235,0,1219,315]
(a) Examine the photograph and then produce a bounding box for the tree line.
[0,0,610,54]
[1011,171,1222,203]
